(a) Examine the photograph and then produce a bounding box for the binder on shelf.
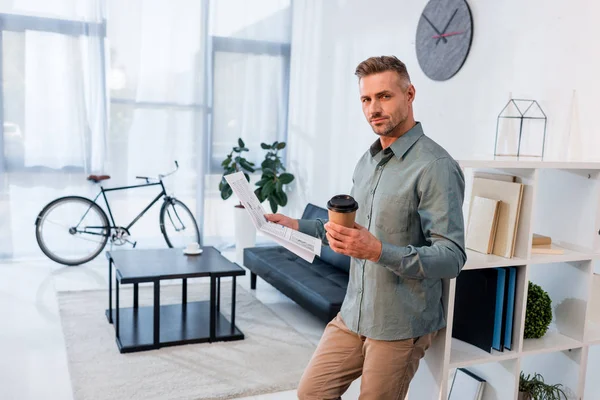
[453,267,517,353]
[492,267,506,351]
[453,269,498,353]
[448,368,486,400]
[503,267,517,350]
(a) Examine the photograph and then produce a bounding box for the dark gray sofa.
[243,203,350,322]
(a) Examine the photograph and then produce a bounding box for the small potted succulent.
[519,372,567,400]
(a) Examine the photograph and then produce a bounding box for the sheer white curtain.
[3,0,107,172]
[203,0,292,244]
[0,0,107,259]
[106,0,206,247]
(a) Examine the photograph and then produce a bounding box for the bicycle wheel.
[160,198,201,249]
[35,196,110,266]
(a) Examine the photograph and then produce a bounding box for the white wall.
[284,0,600,216]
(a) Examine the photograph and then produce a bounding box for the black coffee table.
[105,247,246,353]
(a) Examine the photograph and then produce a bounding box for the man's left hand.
[324,221,382,262]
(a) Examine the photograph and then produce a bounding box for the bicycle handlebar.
[135,160,179,182]
[158,160,179,180]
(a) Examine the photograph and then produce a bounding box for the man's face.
[359,71,414,137]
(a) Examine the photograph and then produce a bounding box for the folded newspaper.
[224,172,322,262]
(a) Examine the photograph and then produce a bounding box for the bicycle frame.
[90,179,169,235]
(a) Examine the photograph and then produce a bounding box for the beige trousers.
[297,313,435,400]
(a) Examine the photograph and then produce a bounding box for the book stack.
[465,174,524,258]
[452,266,518,353]
[531,233,564,255]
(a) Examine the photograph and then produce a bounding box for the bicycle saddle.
[87,174,111,183]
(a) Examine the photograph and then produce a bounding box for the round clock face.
[415,0,473,81]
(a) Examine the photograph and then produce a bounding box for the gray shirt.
[298,122,467,341]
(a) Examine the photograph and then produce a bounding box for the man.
[266,56,467,400]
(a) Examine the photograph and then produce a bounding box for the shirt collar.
[369,122,424,160]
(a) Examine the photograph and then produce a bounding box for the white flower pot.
[234,205,256,264]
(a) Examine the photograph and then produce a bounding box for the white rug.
[57,280,316,400]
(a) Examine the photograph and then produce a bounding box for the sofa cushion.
[244,246,348,322]
[301,203,351,274]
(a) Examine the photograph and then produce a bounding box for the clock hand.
[436,8,458,45]
[432,30,465,39]
[421,14,448,44]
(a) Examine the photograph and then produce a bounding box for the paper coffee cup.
[327,195,359,228]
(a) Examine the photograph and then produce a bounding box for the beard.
[371,117,402,137]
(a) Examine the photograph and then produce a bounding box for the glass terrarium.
[494,99,547,158]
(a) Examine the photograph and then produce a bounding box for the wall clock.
[415,0,473,81]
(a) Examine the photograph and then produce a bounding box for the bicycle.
[34,161,200,266]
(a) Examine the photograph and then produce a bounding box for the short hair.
[354,56,411,89]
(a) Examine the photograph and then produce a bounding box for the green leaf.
[254,188,265,203]
[239,159,255,172]
[276,142,286,150]
[254,178,269,187]
[220,184,232,200]
[262,167,276,177]
[276,180,283,193]
[244,173,250,182]
[221,157,231,167]
[262,180,276,197]
[238,138,245,148]
[272,141,279,148]
[261,159,275,170]
[241,147,249,152]
[279,173,294,184]
[274,190,287,206]
[268,195,278,213]
[261,143,271,150]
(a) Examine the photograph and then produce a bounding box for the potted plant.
[519,371,567,399]
[254,141,294,213]
[524,281,553,339]
[219,138,256,262]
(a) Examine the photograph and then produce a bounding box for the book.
[466,196,501,254]
[531,244,564,255]
[473,172,517,183]
[449,368,486,400]
[470,178,524,258]
[532,233,552,246]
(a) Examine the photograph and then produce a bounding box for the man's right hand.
[265,213,299,231]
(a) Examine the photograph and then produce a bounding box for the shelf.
[587,321,600,345]
[529,244,599,264]
[458,159,600,170]
[521,331,582,356]
[463,245,598,270]
[449,338,518,368]
[463,250,527,270]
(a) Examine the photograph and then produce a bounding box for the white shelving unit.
[408,159,600,400]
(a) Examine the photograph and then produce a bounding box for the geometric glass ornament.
[494,99,548,158]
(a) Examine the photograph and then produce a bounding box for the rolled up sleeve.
[377,157,467,279]
[297,218,329,246]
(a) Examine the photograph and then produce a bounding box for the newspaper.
[224,171,322,262]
